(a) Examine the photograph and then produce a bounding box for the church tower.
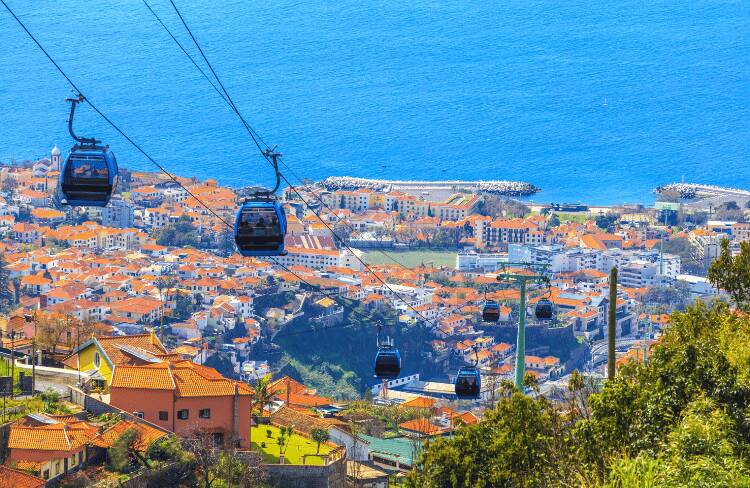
[50,144,61,171]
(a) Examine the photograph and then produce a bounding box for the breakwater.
[656,183,750,201]
[320,176,539,197]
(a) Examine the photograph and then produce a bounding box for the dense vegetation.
[406,240,750,487]
[275,302,437,399]
[407,301,750,487]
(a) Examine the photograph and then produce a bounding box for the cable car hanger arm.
[66,94,100,146]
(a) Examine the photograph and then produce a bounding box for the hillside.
[274,302,438,399]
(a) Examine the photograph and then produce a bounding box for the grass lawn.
[550,212,592,224]
[250,425,333,466]
[356,249,456,268]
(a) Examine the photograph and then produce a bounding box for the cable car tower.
[496,262,551,392]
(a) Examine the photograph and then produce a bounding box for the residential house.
[7,414,99,482]
[109,361,253,447]
[62,332,169,389]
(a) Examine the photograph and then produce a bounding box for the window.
[94,352,101,368]
[42,470,49,480]
[199,408,211,419]
[159,411,169,421]
[134,411,144,419]
[177,409,189,420]
[55,461,61,474]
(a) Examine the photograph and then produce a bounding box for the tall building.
[101,199,135,228]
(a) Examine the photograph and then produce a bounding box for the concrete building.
[101,199,135,228]
[455,251,507,271]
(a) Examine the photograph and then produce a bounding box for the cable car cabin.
[374,346,401,380]
[483,301,500,322]
[455,367,481,399]
[234,200,287,256]
[60,146,118,206]
[535,299,554,320]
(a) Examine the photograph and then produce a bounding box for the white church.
[31,144,62,178]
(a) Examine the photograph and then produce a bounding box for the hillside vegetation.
[275,302,437,399]
[407,239,750,487]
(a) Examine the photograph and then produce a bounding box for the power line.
[142,0,416,273]
[164,0,440,325]
[141,0,231,108]
[3,0,477,342]
[0,0,411,340]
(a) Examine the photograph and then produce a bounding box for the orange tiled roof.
[91,420,167,451]
[398,418,445,436]
[68,333,167,369]
[111,360,252,398]
[401,396,436,409]
[0,465,45,486]
[8,416,98,452]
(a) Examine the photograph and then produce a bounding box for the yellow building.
[63,331,171,390]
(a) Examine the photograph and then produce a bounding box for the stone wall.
[263,457,347,488]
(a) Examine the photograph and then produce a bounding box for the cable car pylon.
[496,262,551,392]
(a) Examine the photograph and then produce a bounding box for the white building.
[456,251,506,271]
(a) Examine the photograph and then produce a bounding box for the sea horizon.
[1,0,748,205]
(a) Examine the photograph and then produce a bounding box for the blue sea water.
[0,0,748,205]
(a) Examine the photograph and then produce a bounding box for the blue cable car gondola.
[455,348,481,399]
[535,298,554,320]
[483,300,500,322]
[455,366,481,399]
[374,324,401,380]
[234,148,287,256]
[59,95,118,207]
[234,199,287,256]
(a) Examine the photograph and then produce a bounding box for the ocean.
[1,0,748,205]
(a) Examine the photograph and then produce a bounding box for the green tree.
[708,239,750,310]
[155,215,200,247]
[250,375,274,450]
[175,293,197,320]
[277,426,295,464]
[548,213,561,227]
[642,283,691,311]
[109,428,150,473]
[595,212,619,230]
[146,435,185,462]
[407,393,570,488]
[212,450,266,488]
[311,428,330,454]
[605,397,750,487]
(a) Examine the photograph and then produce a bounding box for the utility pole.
[608,267,618,380]
[497,262,550,392]
[9,330,14,399]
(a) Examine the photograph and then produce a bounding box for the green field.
[250,425,333,465]
[357,249,456,268]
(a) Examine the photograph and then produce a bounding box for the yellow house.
[63,331,171,390]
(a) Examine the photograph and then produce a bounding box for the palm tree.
[250,374,275,450]
[311,428,329,454]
